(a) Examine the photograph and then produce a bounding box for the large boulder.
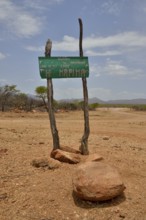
[73,162,125,201]
[51,149,80,164]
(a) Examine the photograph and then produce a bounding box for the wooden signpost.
[78,18,90,155]
[45,39,60,150]
[38,18,90,154]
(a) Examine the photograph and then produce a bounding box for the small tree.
[89,103,99,111]
[14,93,28,110]
[13,93,35,111]
[35,86,49,112]
[0,85,19,112]
[78,101,84,110]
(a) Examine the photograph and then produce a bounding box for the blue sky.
[0,0,146,101]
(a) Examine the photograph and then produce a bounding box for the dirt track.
[0,108,146,220]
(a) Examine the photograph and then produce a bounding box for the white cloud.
[83,32,146,49]
[0,52,6,60]
[90,61,135,78]
[103,60,143,79]
[0,0,63,38]
[25,46,44,52]
[23,0,64,10]
[12,14,42,37]
[53,35,79,52]
[95,59,144,79]
[26,35,78,52]
[85,50,121,56]
[0,0,65,38]
[26,31,146,54]
[104,60,129,76]
[90,64,101,77]
[0,0,42,37]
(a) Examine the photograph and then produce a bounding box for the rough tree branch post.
[38,19,90,155]
[45,39,60,150]
[79,18,90,155]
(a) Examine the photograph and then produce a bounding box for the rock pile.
[32,146,126,202]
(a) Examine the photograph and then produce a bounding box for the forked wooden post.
[45,39,60,150]
[78,18,90,155]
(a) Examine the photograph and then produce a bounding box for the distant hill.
[28,93,146,105]
[58,97,105,104]
[88,97,105,104]
[58,98,146,105]
[106,98,146,105]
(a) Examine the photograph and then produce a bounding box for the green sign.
[38,57,89,78]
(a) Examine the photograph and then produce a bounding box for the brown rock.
[51,149,80,164]
[0,148,8,157]
[103,136,110,140]
[0,193,8,200]
[60,146,81,154]
[48,157,61,169]
[31,158,61,169]
[73,161,126,201]
[85,153,103,162]
[0,148,8,153]
[31,159,49,168]
[39,142,45,145]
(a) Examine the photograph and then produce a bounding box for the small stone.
[31,159,48,168]
[11,200,16,203]
[0,193,8,200]
[51,149,80,164]
[103,136,110,140]
[31,158,61,170]
[85,153,103,162]
[119,214,126,218]
[48,157,61,169]
[0,148,8,154]
[114,207,120,213]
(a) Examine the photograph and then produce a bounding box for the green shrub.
[132,105,146,111]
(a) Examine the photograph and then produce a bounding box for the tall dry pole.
[78,18,90,155]
[45,39,60,150]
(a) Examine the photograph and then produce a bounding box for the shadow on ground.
[72,191,126,209]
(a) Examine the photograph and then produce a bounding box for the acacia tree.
[0,85,19,112]
[35,86,49,112]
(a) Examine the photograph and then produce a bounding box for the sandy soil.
[0,108,146,220]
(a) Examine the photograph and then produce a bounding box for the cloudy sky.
[0,0,146,101]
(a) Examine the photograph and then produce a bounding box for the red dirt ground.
[0,108,146,220]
